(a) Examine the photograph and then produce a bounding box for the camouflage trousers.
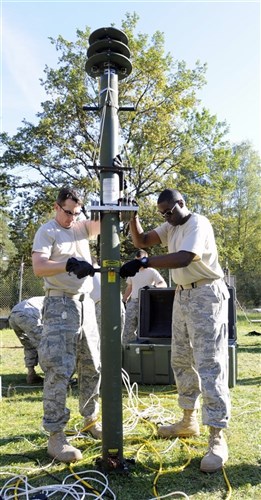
[8,311,42,368]
[172,279,231,428]
[38,295,101,433]
[95,301,101,333]
[122,299,139,346]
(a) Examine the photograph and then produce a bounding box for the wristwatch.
[140,257,149,268]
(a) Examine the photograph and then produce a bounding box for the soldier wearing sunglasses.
[120,188,230,474]
[32,186,101,463]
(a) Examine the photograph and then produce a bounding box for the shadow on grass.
[236,376,261,386]
[1,374,78,399]
[237,344,261,354]
[1,373,42,387]
[1,373,44,400]
[0,449,260,499]
[0,427,260,497]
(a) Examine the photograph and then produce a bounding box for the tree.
[222,142,261,306]
[1,13,259,304]
[0,214,17,269]
[1,14,230,215]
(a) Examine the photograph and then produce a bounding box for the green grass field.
[0,312,260,499]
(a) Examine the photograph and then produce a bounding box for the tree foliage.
[0,13,260,305]
[221,143,261,305]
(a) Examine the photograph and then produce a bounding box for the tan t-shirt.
[155,213,224,286]
[126,268,166,299]
[32,219,94,294]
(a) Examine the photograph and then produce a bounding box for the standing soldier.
[32,186,101,463]
[120,189,231,473]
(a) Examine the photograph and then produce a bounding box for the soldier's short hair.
[56,187,83,206]
[135,249,148,259]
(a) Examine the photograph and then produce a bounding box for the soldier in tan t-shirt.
[32,186,101,463]
[120,188,231,474]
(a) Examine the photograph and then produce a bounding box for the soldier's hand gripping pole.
[66,257,98,278]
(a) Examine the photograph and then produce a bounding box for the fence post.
[18,260,24,303]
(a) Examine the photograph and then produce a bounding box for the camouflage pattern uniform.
[122,299,139,344]
[94,299,126,338]
[39,295,100,432]
[155,212,231,429]
[91,271,125,337]
[90,271,102,334]
[33,216,101,434]
[95,301,101,333]
[172,279,230,427]
[8,296,44,369]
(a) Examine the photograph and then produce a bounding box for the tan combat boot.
[83,418,102,439]
[158,409,200,438]
[200,427,228,473]
[48,431,82,463]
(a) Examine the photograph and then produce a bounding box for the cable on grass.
[2,384,43,397]
[147,491,190,499]
[121,368,177,432]
[222,466,233,499]
[66,469,116,499]
[1,369,233,499]
[120,370,192,498]
[0,454,63,484]
[122,369,233,499]
[0,470,117,499]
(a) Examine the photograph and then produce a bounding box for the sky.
[1,0,261,154]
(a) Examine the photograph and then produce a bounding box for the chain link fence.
[0,263,45,320]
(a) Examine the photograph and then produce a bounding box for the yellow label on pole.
[103,260,120,267]
[108,271,116,283]
[108,448,119,455]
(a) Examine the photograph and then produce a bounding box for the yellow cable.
[14,476,22,500]
[222,466,233,499]
[152,439,193,498]
[134,436,192,498]
[39,391,234,500]
[68,464,101,496]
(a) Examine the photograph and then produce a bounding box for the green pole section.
[85,27,132,471]
[99,70,123,466]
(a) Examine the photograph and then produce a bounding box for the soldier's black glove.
[66,257,81,273]
[120,257,149,278]
[66,257,95,278]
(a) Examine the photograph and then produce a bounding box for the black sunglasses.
[159,201,179,218]
[58,203,82,217]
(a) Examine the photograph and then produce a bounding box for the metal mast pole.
[85,27,133,472]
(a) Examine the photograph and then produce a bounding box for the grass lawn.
[0,311,260,499]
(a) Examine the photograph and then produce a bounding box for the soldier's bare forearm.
[129,217,146,247]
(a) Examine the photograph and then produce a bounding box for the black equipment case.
[122,286,237,387]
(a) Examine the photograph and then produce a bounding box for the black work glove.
[66,257,95,278]
[66,257,81,274]
[120,257,149,278]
